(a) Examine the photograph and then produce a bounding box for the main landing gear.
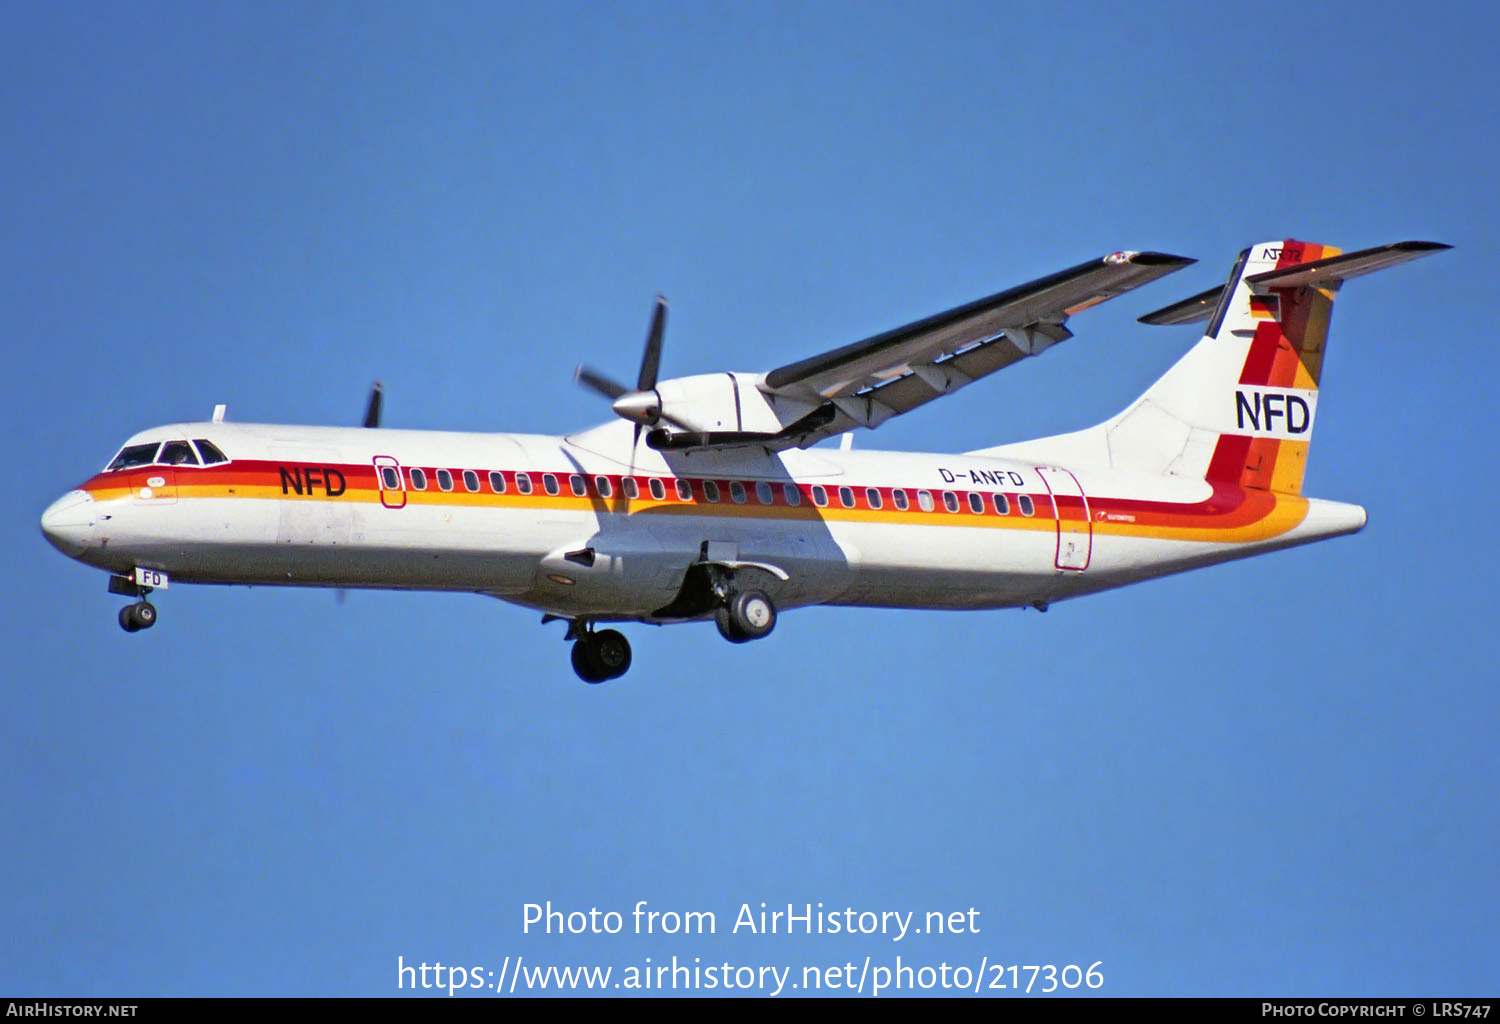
[569,625,632,684]
[715,589,776,644]
[558,585,778,684]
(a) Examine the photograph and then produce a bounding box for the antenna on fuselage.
[212,404,226,423]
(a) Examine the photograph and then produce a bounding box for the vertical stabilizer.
[1095,239,1446,494]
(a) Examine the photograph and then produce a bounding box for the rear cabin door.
[1036,466,1091,571]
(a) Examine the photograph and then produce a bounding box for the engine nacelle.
[653,373,820,435]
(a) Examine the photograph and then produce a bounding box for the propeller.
[575,296,695,443]
[362,380,383,428]
[342,379,383,604]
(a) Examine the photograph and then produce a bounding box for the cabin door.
[1036,466,1091,571]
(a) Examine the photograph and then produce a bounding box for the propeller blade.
[637,295,668,391]
[362,381,383,428]
[575,365,630,401]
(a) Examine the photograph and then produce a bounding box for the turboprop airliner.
[41,238,1445,681]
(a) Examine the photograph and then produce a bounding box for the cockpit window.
[159,440,200,466]
[194,439,228,465]
[107,443,162,471]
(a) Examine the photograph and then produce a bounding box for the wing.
[757,250,1192,446]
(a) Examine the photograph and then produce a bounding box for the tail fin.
[1092,239,1446,494]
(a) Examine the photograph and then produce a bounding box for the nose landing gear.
[118,601,157,632]
[109,572,163,633]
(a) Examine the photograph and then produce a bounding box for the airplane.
[40,237,1446,682]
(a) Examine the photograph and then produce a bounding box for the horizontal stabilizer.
[1138,283,1227,325]
[1138,240,1449,326]
[1245,240,1450,289]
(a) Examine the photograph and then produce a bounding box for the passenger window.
[381,466,400,490]
[193,440,228,465]
[893,489,909,511]
[917,490,934,512]
[783,483,801,506]
[729,481,747,504]
[595,475,613,498]
[811,485,827,507]
[515,472,532,495]
[622,477,639,499]
[463,469,480,492]
[489,471,506,493]
[993,493,1010,515]
[838,486,854,508]
[756,481,773,505]
[108,443,162,470]
[437,469,454,491]
[410,467,428,490]
[649,478,666,500]
[543,474,559,496]
[866,487,882,510]
[675,478,692,501]
[1018,494,1035,516]
[704,480,721,503]
[570,474,586,497]
[968,492,983,514]
[159,440,199,466]
[943,491,959,513]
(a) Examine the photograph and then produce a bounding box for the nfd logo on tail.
[40,238,1448,683]
[1234,387,1316,439]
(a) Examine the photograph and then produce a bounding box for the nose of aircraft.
[41,490,97,557]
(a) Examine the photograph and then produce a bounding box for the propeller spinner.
[575,296,693,434]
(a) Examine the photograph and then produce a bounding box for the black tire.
[118,605,140,633]
[133,602,157,629]
[716,590,776,643]
[731,590,776,640]
[715,605,750,643]
[570,640,609,683]
[591,629,632,679]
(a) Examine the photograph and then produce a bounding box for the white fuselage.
[42,418,1366,625]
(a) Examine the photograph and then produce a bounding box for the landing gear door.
[1036,466,1091,571]
[373,456,406,509]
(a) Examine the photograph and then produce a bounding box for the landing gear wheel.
[118,601,157,633]
[715,589,776,643]
[591,629,632,678]
[570,629,632,683]
[571,641,609,683]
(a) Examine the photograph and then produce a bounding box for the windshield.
[105,438,231,471]
[158,440,199,466]
[194,439,228,464]
[107,442,161,471]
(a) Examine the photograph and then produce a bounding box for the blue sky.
[3,0,1495,997]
